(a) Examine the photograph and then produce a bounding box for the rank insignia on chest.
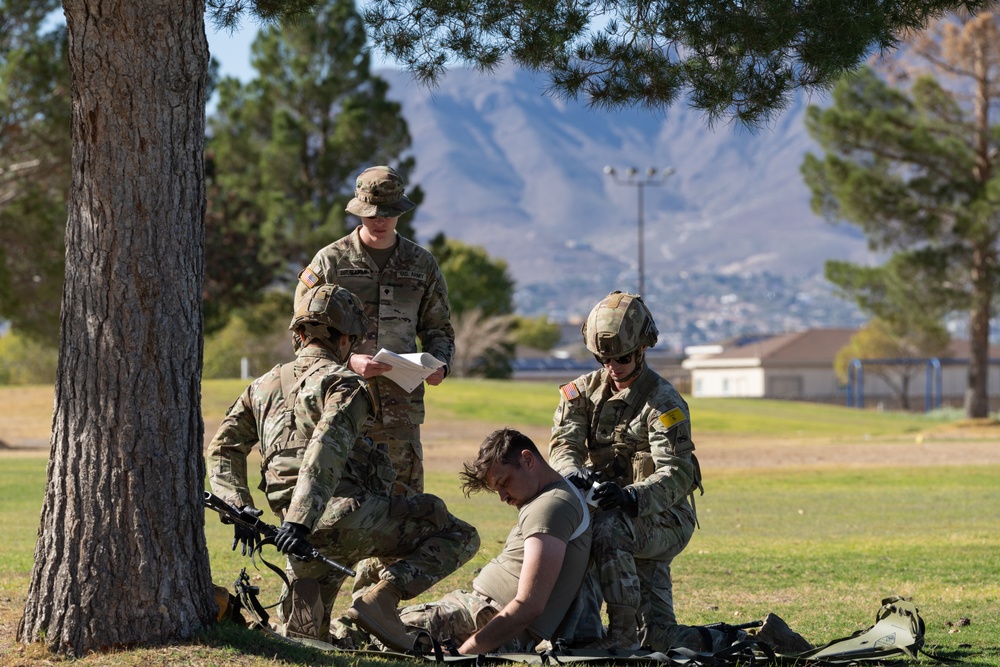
[560,382,581,401]
[299,267,320,288]
[659,407,686,428]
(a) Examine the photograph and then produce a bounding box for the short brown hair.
[459,428,540,497]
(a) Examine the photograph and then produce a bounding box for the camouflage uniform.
[207,346,478,637]
[397,590,535,652]
[549,364,705,650]
[295,226,454,494]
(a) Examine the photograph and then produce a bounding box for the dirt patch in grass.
[8,400,1000,472]
[418,419,1000,472]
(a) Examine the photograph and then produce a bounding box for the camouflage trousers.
[566,504,717,650]
[369,422,424,494]
[278,491,480,638]
[352,423,424,600]
[398,590,534,652]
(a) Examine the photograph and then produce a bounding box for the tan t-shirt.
[473,479,592,639]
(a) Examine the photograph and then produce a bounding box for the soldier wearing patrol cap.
[549,291,715,652]
[294,165,454,496]
[207,284,477,649]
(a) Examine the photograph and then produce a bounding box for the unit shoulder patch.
[560,382,581,402]
[658,406,687,429]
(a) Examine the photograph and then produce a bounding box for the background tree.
[802,11,1000,419]
[511,315,562,351]
[0,330,58,384]
[203,291,293,378]
[429,233,517,377]
[207,0,420,280]
[0,0,70,347]
[203,151,282,335]
[450,309,515,377]
[362,0,995,126]
[429,233,514,316]
[834,318,950,410]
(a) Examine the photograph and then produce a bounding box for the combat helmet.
[582,291,658,358]
[289,284,367,356]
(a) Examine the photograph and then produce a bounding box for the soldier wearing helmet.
[549,291,714,653]
[290,282,368,361]
[207,284,479,649]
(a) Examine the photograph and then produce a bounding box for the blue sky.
[206,21,257,83]
[205,18,402,84]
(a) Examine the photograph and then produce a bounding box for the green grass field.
[1,381,998,666]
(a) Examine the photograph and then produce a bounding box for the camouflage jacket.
[295,228,454,429]
[548,364,699,519]
[206,347,387,530]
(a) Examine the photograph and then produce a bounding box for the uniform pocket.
[632,450,655,483]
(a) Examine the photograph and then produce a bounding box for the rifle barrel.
[203,491,356,577]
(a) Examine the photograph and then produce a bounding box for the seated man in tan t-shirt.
[395,427,592,654]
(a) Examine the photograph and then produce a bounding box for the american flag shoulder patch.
[658,407,686,428]
[298,267,320,289]
[560,382,581,401]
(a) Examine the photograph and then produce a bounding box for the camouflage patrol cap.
[345,166,416,218]
[289,284,367,343]
[581,291,658,357]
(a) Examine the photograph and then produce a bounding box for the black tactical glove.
[592,481,639,517]
[231,506,263,556]
[274,521,309,556]
[565,469,595,491]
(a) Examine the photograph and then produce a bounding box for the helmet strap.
[297,327,351,364]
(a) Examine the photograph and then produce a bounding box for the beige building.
[682,328,1000,409]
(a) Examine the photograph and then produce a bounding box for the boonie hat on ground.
[345,166,415,218]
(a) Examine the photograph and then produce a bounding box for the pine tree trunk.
[965,242,992,419]
[18,0,215,654]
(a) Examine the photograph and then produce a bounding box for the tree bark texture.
[18,0,215,654]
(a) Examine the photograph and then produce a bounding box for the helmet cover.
[289,284,367,344]
[581,291,658,357]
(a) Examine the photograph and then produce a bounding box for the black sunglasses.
[594,352,633,365]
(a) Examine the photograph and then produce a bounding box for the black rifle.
[204,491,356,577]
[705,620,764,631]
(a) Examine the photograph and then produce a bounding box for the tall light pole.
[603,166,675,296]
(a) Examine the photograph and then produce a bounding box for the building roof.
[700,328,856,366]
[683,327,1000,370]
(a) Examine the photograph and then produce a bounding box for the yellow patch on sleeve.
[560,382,581,401]
[659,407,686,428]
[298,267,321,289]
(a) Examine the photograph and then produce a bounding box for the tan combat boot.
[753,613,813,655]
[345,580,420,652]
[587,603,641,651]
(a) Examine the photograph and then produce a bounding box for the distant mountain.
[379,65,870,341]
